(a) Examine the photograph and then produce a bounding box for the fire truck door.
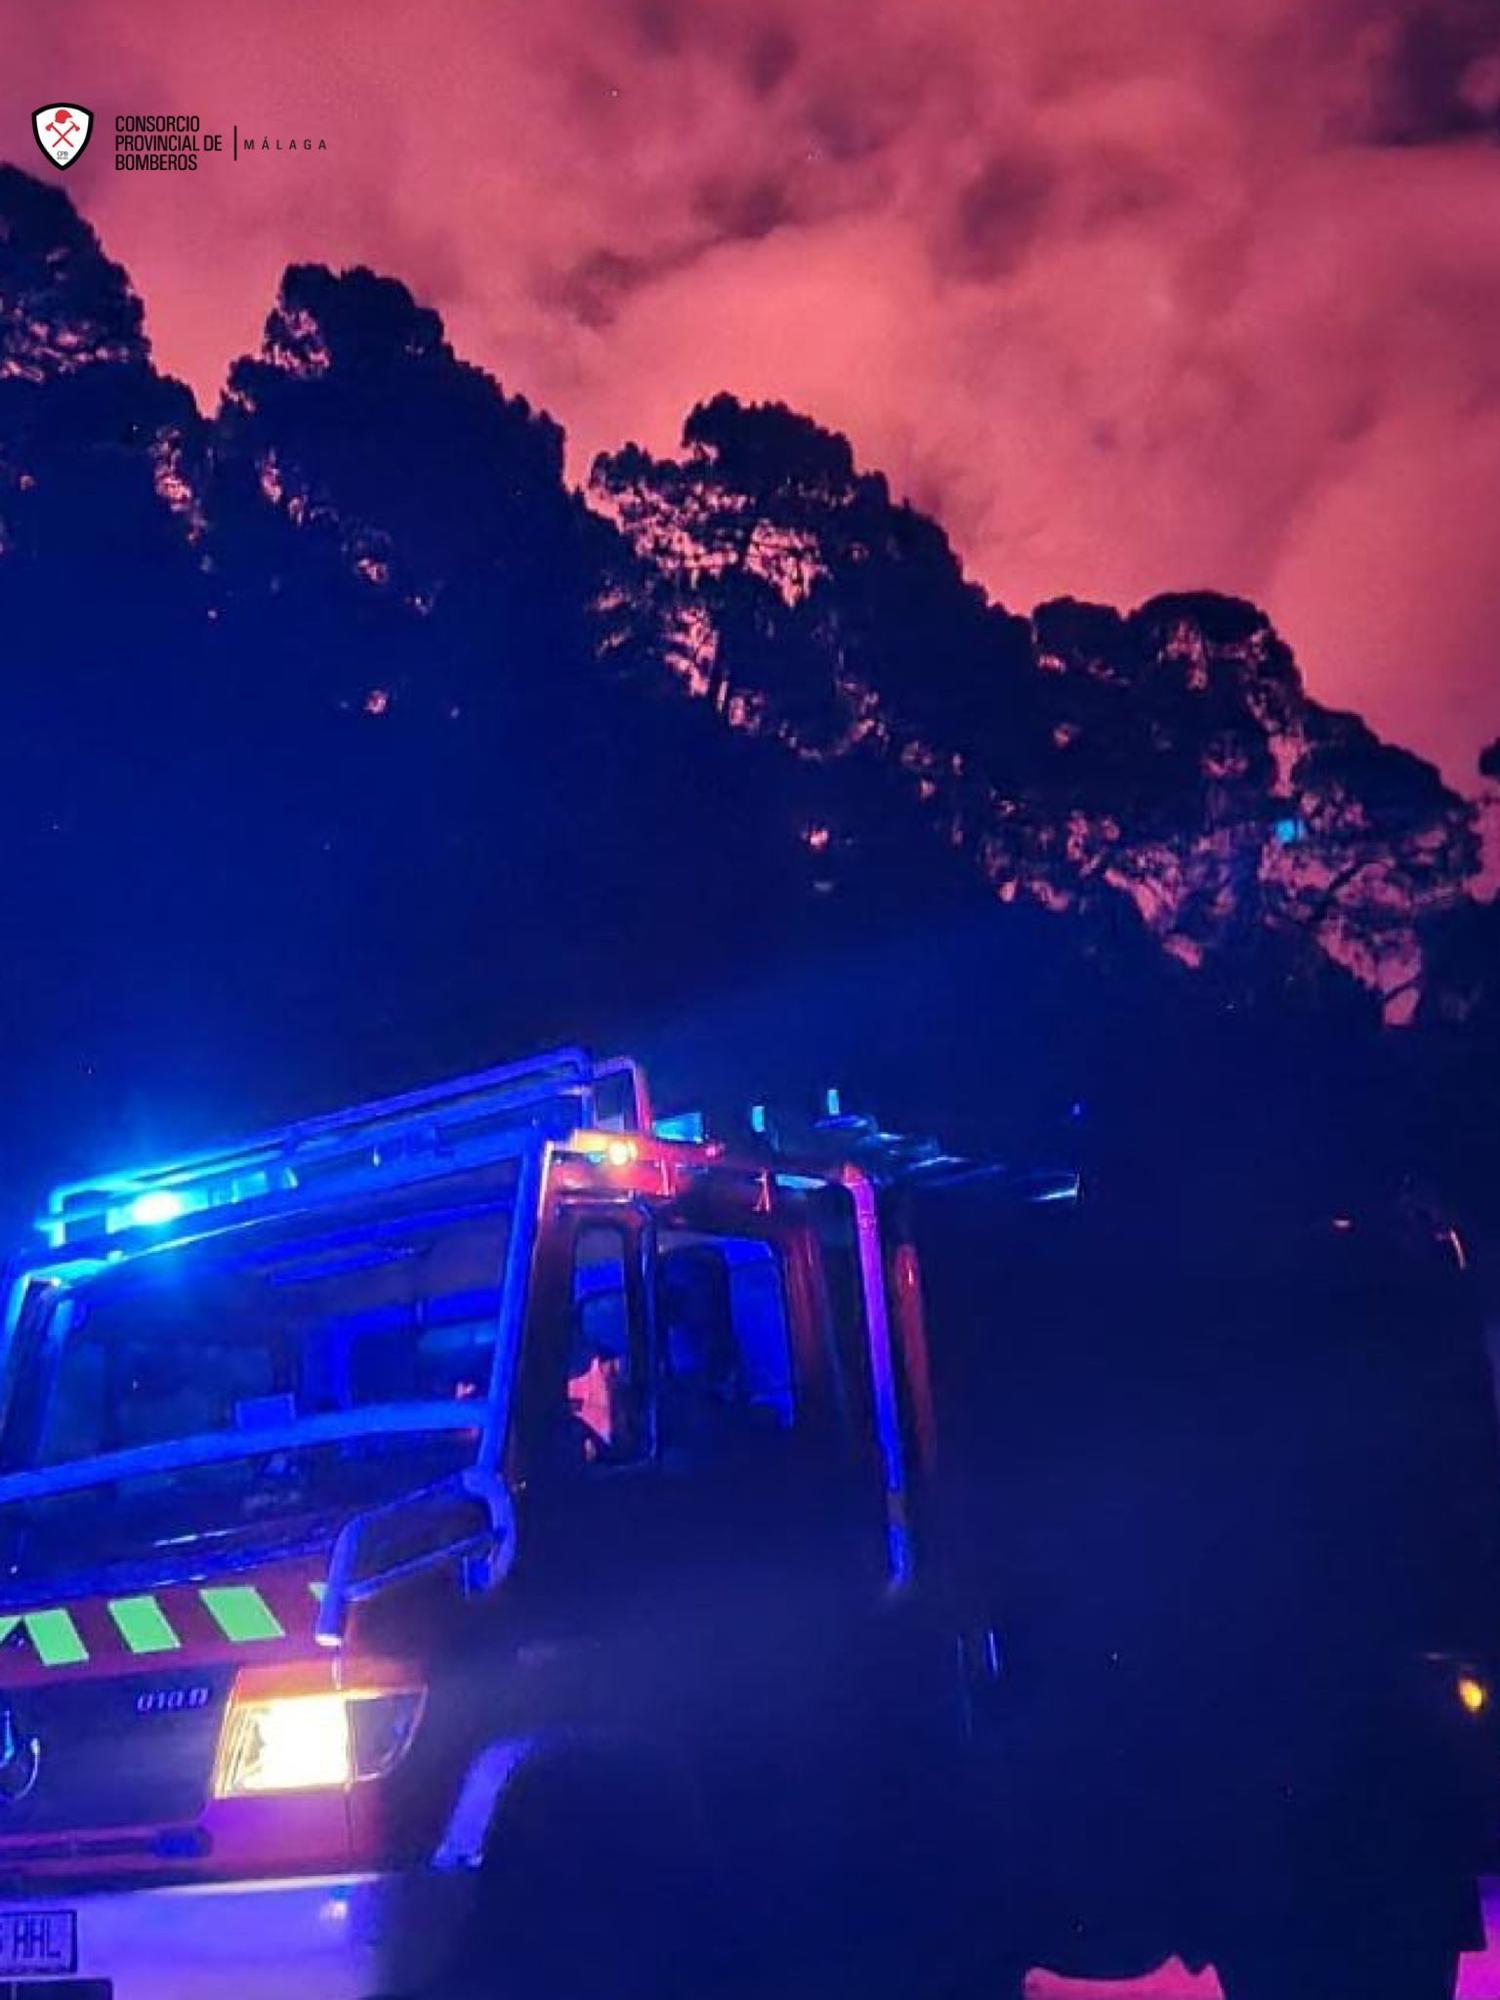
[504,1200,885,1750]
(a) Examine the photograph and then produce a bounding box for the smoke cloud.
[4,0,1499,782]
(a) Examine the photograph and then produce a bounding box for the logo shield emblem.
[32,105,93,171]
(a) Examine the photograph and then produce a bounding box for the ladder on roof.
[41,1046,653,1250]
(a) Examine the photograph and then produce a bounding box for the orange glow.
[566,1129,640,1166]
[1459,1675,1488,1716]
[21,0,1499,787]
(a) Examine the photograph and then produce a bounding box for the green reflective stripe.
[0,1608,89,1667]
[309,1582,327,1603]
[200,1585,284,1643]
[109,1595,180,1655]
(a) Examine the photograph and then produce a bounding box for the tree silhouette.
[208,263,587,725]
[597,401,1480,1019]
[1270,706,1478,1011]
[0,169,223,1198]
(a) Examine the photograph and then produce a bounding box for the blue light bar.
[129,1190,187,1228]
[35,1046,652,1254]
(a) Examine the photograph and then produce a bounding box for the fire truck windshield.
[0,1176,514,1489]
[0,1433,485,1581]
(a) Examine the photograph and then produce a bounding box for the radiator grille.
[0,1669,231,1839]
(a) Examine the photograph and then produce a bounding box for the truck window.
[657,1231,795,1449]
[540,1224,794,1476]
[566,1224,648,1465]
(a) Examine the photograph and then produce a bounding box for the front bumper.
[0,1869,478,2000]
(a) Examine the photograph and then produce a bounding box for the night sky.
[4,0,1499,784]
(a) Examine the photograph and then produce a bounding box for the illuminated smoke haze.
[5,0,1500,784]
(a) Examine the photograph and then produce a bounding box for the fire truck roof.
[31,1046,655,1259]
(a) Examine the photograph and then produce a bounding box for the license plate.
[0,1908,77,1975]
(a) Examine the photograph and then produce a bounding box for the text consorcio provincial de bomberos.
[115,114,220,170]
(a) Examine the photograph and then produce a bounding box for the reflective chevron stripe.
[108,1595,181,1654]
[199,1586,284,1643]
[0,1607,88,1667]
[0,1581,326,1668]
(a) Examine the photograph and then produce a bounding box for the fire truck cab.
[0,1048,980,2000]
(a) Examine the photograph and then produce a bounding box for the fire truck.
[0,1047,997,2000]
[0,1044,1494,2000]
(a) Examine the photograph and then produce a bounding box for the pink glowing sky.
[5,0,1500,784]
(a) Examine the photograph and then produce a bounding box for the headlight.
[213,1671,425,1797]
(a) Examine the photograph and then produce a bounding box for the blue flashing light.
[824,1087,842,1119]
[653,1109,706,1144]
[129,1191,186,1228]
[1273,815,1306,846]
[35,1045,624,1255]
[749,1103,769,1136]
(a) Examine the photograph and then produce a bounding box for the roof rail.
[40,1046,653,1251]
[744,1088,1079,1199]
